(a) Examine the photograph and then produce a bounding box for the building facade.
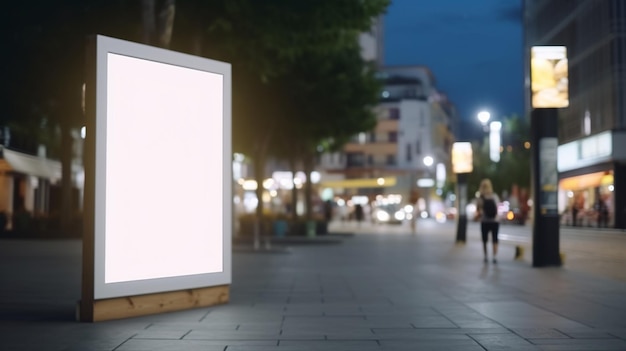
[317,66,456,217]
[524,0,626,228]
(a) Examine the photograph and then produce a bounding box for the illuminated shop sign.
[557,131,612,172]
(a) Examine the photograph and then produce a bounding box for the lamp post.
[418,156,434,218]
[452,142,473,243]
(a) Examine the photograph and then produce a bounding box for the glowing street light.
[489,121,502,163]
[423,155,434,167]
[477,110,491,126]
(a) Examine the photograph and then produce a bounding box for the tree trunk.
[252,128,273,245]
[142,0,176,48]
[303,152,314,221]
[157,0,176,48]
[289,156,298,221]
[60,123,73,233]
[142,0,156,44]
[254,151,265,228]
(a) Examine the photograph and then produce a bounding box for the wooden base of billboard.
[77,285,229,322]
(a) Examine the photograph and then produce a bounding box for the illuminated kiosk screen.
[92,35,231,299]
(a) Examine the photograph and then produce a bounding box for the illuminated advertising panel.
[452,142,473,174]
[87,35,231,299]
[531,46,568,108]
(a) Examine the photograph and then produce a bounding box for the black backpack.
[482,196,497,219]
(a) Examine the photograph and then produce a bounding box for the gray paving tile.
[372,328,474,340]
[557,328,619,339]
[147,321,240,331]
[277,340,381,350]
[529,338,626,350]
[363,318,416,328]
[115,339,275,351]
[184,329,282,340]
[471,333,541,350]
[132,329,190,339]
[3,225,626,350]
[467,301,588,329]
[607,329,626,339]
[379,339,486,350]
[512,328,571,339]
[237,323,284,331]
[409,315,459,328]
[435,311,503,328]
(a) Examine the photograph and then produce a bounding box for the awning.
[559,171,613,191]
[320,177,397,189]
[0,148,62,180]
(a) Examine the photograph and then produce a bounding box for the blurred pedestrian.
[323,200,333,222]
[354,204,364,227]
[596,195,609,228]
[475,179,501,264]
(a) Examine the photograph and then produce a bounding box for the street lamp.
[419,156,435,218]
[423,155,434,167]
[489,121,502,163]
[477,110,491,131]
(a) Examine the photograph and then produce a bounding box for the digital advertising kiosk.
[80,35,232,322]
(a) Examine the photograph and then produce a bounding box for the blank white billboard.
[89,35,231,299]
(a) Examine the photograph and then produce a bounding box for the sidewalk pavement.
[1,220,626,350]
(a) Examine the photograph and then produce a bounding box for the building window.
[368,155,373,165]
[358,132,367,144]
[386,154,396,166]
[388,131,398,142]
[406,143,412,162]
[347,153,365,167]
[415,140,421,154]
[389,108,400,120]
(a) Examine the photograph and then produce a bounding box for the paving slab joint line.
[609,332,626,341]
[180,330,192,339]
[466,333,489,351]
[112,334,136,351]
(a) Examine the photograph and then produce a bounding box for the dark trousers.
[481,222,500,243]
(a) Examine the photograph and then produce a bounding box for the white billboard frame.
[83,35,231,310]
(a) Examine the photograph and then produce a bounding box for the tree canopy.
[1,0,391,228]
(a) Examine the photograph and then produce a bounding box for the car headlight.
[394,211,405,221]
[376,210,390,222]
[435,211,446,223]
[506,211,515,221]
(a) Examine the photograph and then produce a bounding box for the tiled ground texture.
[1,221,625,350]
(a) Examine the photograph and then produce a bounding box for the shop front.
[557,130,626,229]
[559,170,613,227]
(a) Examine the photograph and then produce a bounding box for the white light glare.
[423,156,434,167]
[477,111,491,125]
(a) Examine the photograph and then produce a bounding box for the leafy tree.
[2,0,389,235]
[2,0,177,230]
[275,39,381,220]
[466,114,531,200]
[172,0,389,225]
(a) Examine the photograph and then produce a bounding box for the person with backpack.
[476,178,501,263]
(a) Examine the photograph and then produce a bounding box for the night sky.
[383,0,524,139]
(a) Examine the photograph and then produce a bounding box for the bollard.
[514,245,525,260]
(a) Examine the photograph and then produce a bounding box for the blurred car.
[499,201,527,225]
[373,204,412,225]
